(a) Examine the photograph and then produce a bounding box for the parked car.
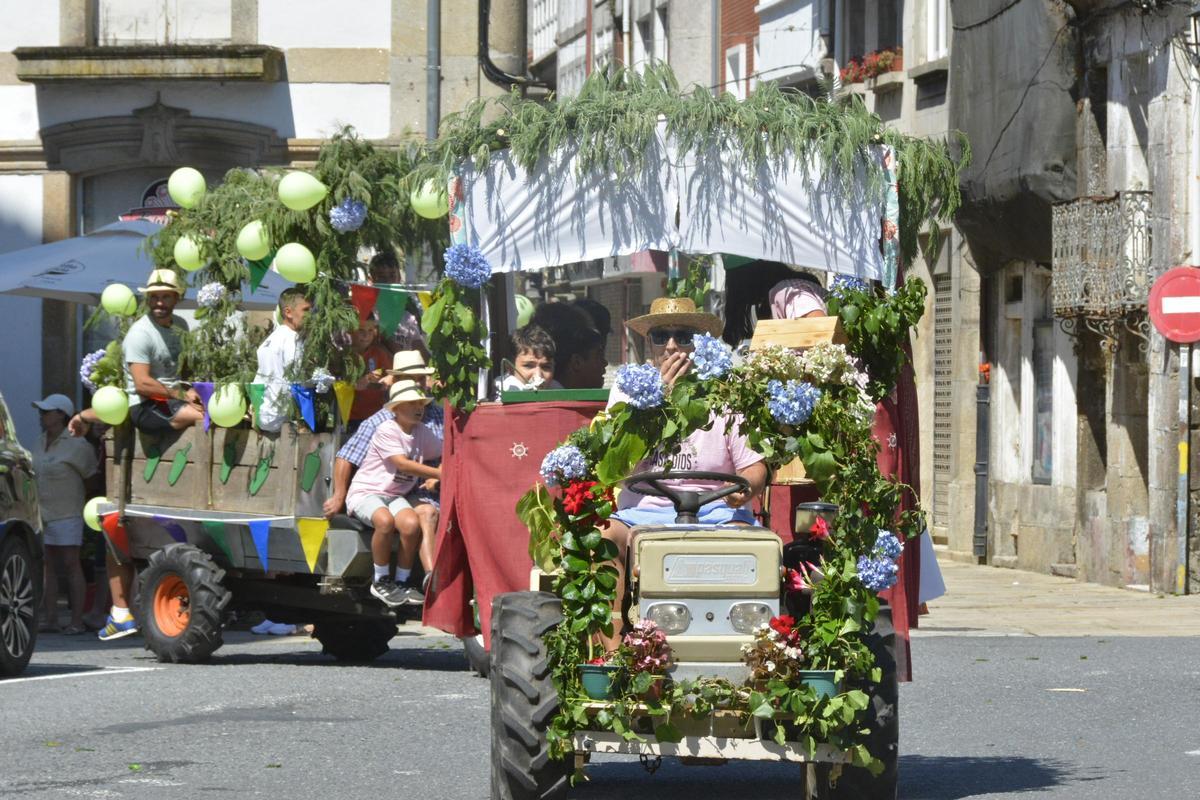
[0,391,42,676]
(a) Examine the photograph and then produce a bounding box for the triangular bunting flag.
[350,284,380,323]
[296,517,329,573]
[101,513,129,557]
[192,381,215,431]
[201,520,234,562]
[333,381,355,426]
[290,384,316,430]
[248,519,271,573]
[154,515,188,544]
[247,254,274,293]
[245,383,267,429]
[375,288,409,339]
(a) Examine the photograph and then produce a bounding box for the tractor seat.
[328,514,371,533]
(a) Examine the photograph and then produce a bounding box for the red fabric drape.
[422,401,605,645]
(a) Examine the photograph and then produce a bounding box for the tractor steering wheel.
[623,470,752,524]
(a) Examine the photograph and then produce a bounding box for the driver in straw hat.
[600,296,768,643]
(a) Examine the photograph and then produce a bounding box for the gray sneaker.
[396,585,426,606]
[370,579,408,607]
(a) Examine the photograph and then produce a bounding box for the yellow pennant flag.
[296,517,329,573]
[417,291,434,310]
[333,381,355,426]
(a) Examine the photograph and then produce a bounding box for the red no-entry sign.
[1149,267,1200,343]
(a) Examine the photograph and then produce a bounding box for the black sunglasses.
[648,328,696,346]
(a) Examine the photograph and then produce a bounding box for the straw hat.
[385,379,431,408]
[386,349,434,376]
[626,296,723,338]
[137,268,185,295]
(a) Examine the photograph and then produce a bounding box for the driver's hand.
[659,351,691,389]
[725,488,753,509]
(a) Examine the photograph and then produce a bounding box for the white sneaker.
[250,619,275,635]
[267,623,297,636]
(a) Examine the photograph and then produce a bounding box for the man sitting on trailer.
[253,287,313,432]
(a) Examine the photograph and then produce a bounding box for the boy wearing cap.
[346,380,441,607]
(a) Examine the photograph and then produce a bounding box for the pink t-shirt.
[346,420,442,509]
[769,278,827,320]
[609,384,764,510]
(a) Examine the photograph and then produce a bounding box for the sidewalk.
[913,555,1200,637]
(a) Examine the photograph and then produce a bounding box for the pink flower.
[809,516,830,541]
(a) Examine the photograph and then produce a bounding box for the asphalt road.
[1,628,1196,799]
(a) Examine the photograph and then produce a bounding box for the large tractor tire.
[462,633,490,677]
[816,605,899,800]
[312,618,397,662]
[490,592,568,800]
[139,544,231,664]
[0,534,38,676]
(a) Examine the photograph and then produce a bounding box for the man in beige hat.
[599,296,768,645]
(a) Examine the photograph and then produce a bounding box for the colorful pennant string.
[296,517,329,572]
[248,519,271,572]
[201,520,234,562]
[290,384,316,430]
[333,381,355,426]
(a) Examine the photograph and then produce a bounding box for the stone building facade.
[0,0,521,443]
[952,0,1200,592]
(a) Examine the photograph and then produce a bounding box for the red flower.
[809,515,830,541]
[769,615,796,637]
[562,480,598,515]
[785,568,808,592]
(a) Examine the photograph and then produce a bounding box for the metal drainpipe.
[711,0,720,94]
[973,376,990,561]
[478,0,549,89]
[426,0,440,142]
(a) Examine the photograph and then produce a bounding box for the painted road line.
[0,666,162,685]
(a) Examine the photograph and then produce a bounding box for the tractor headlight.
[729,602,773,633]
[645,602,691,634]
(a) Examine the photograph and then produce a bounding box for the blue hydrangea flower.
[829,275,870,299]
[330,198,368,233]
[857,555,899,592]
[692,333,733,380]
[615,363,665,410]
[874,531,903,560]
[311,367,335,394]
[766,379,821,426]
[79,349,105,392]
[196,282,226,309]
[539,444,588,487]
[443,243,492,289]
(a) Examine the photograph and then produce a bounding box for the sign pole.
[1179,343,1191,596]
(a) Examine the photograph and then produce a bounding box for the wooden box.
[749,316,848,351]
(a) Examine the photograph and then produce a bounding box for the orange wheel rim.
[153,575,190,637]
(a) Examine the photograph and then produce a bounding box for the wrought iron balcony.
[1050,191,1153,352]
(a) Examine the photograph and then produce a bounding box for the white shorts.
[43,517,84,547]
[350,493,414,527]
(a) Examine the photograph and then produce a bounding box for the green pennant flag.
[374,286,409,339]
[245,382,267,429]
[247,253,275,294]
[201,520,234,562]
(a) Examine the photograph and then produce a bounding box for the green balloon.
[278,171,328,211]
[101,284,137,316]
[208,385,247,428]
[275,242,316,283]
[236,220,271,261]
[410,180,449,219]
[174,235,205,271]
[92,386,129,426]
[168,167,206,209]
[515,294,535,327]
[83,496,108,532]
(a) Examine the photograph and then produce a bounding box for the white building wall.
[754,0,826,85]
[257,0,392,49]
[0,1,59,50]
[97,0,233,44]
[0,175,45,446]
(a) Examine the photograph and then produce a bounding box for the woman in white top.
[31,394,98,635]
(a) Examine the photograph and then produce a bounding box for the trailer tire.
[490,592,568,800]
[312,618,396,662]
[139,544,230,664]
[463,633,489,677]
[816,605,899,800]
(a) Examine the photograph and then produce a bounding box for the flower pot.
[798,670,841,700]
[579,664,621,700]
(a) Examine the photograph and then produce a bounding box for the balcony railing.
[1051,191,1153,352]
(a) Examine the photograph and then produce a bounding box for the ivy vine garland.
[421,244,493,412]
